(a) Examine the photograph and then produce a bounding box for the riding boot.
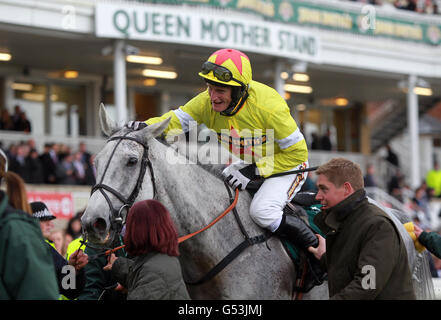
[274,214,326,292]
[274,214,319,250]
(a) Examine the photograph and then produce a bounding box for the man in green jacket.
[308,158,416,300]
[414,223,441,259]
[0,191,59,299]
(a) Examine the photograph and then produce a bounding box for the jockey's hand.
[126,121,148,131]
[222,162,258,190]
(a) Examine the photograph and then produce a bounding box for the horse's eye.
[127,157,138,166]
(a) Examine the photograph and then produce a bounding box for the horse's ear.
[99,103,119,137]
[146,117,171,138]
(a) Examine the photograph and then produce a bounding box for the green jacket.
[314,189,416,300]
[112,252,190,300]
[77,241,127,300]
[0,191,58,300]
[419,231,441,259]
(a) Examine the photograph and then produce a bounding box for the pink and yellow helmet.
[199,48,252,88]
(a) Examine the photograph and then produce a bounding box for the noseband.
[90,131,157,244]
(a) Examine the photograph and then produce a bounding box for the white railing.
[365,186,414,218]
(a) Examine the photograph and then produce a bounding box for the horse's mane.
[156,136,226,180]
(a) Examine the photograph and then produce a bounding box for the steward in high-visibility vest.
[426,163,441,197]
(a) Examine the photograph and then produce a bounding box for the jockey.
[128,48,319,255]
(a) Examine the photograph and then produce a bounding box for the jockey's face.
[207,83,232,113]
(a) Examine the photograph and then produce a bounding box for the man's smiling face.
[207,82,232,113]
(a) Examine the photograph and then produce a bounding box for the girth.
[184,182,270,286]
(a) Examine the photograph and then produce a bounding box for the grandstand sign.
[95,3,321,63]
[132,0,441,46]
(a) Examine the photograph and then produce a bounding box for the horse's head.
[81,104,170,245]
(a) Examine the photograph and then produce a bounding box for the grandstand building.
[0,0,440,192]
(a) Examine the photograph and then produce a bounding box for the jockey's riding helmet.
[199,48,252,116]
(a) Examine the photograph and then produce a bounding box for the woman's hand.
[103,253,118,271]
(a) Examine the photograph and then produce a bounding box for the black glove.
[126,121,148,130]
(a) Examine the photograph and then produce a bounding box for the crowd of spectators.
[0,105,32,132]
[346,0,441,14]
[0,139,96,186]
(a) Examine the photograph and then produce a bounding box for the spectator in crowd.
[8,143,31,182]
[310,132,320,150]
[84,154,97,186]
[0,109,14,130]
[50,228,66,256]
[14,111,32,133]
[40,143,59,184]
[79,142,92,167]
[31,201,88,299]
[411,183,432,228]
[347,0,440,14]
[385,144,400,168]
[72,151,86,185]
[26,148,45,184]
[320,129,332,151]
[0,148,59,299]
[11,105,22,130]
[426,161,441,197]
[363,163,377,188]
[103,199,190,300]
[309,157,416,299]
[65,211,83,245]
[56,153,77,185]
[388,168,405,201]
[0,140,96,186]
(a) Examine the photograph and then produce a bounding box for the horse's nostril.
[93,218,107,232]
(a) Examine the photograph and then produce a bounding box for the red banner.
[27,192,74,219]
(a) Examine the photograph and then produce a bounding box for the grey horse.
[81,104,305,299]
[81,104,433,300]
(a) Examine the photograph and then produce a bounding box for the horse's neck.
[147,139,229,203]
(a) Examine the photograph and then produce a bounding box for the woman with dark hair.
[103,199,190,300]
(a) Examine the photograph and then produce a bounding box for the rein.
[86,132,268,286]
[91,186,241,259]
[177,187,239,243]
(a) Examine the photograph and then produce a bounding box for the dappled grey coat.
[112,252,190,300]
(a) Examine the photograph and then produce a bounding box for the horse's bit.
[90,130,157,243]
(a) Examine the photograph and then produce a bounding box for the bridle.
[89,130,157,245]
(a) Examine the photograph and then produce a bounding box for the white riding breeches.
[249,161,309,232]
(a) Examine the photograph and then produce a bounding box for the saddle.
[247,180,327,294]
[282,192,327,294]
